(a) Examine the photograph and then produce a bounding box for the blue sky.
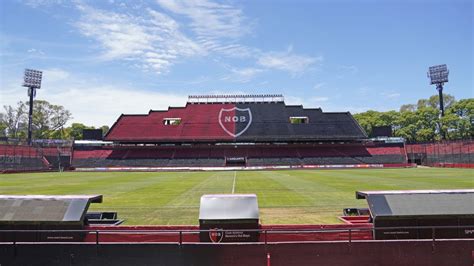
[0,0,472,127]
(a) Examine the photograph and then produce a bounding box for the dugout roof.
[0,195,102,224]
[105,98,367,143]
[356,190,474,219]
[199,194,259,220]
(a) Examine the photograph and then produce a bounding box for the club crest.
[209,228,224,243]
[218,107,252,138]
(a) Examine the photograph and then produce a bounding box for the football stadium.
[1,1,473,265]
[1,94,473,265]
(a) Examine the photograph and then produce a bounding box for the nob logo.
[218,107,252,138]
[223,116,247,123]
[209,228,224,243]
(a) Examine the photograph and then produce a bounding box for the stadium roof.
[0,195,102,223]
[199,194,259,220]
[356,190,474,218]
[105,99,367,143]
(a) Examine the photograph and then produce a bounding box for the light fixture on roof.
[187,94,284,104]
[427,64,449,117]
[428,64,449,85]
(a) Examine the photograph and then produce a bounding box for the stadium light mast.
[427,64,449,140]
[22,68,43,145]
[427,64,449,117]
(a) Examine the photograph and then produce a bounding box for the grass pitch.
[0,168,472,225]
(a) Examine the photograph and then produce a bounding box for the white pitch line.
[231,171,237,194]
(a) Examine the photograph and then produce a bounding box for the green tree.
[394,110,419,141]
[100,125,110,136]
[2,102,27,138]
[399,104,416,112]
[0,113,7,137]
[30,100,72,139]
[426,94,456,110]
[68,123,94,140]
[445,98,474,139]
[353,110,398,137]
[1,100,72,140]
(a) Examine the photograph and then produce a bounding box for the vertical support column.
[348,229,352,253]
[437,85,445,117]
[437,85,446,140]
[431,227,436,253]
[27,88,35,146]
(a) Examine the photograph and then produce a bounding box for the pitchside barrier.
[2,238,472,266]
[73,163,416,172]
[0,225,473,245]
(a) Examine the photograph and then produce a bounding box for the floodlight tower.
[22,69,43,145]
[427,64,449,117]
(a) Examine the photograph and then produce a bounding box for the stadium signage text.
[218,107,253,138]
[224,116,247,122]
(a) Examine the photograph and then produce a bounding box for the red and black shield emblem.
[218,107,253,137]
[209,228,224,243]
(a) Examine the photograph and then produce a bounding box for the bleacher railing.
[0,225,472,246]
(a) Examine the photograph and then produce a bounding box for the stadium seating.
[105,102,367,143]
[0,144,52,172]
[71,143,407,168]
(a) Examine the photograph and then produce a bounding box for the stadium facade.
[104,95,366,143]
[69,95,409,170]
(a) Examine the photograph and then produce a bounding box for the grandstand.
[0,142,71,172]
[71,95,409,170]
[6,95,455,171]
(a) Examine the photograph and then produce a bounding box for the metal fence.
[0,142,72,172]
[406,140,474,167]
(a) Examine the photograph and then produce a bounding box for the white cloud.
[339,65,358,74]
[357,86,371,95]
[221,67,264,83]
[0,69,187,127]
[27,48,45,55]
[75,4,203,74]
[45,86,186,127]
[313,82,326,90]
[385,93,401,99]
[156,0,254,57]
[22,0,323,79]
[42,68,70,83]
[257,50,322,76]
[157,0,248,39]
[311,97,329,102]
[23,0,64,8]
[286,95,329,108]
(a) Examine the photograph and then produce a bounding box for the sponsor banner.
[200,227,259,243]
[207,229,256,243]
[75,164,413,172]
